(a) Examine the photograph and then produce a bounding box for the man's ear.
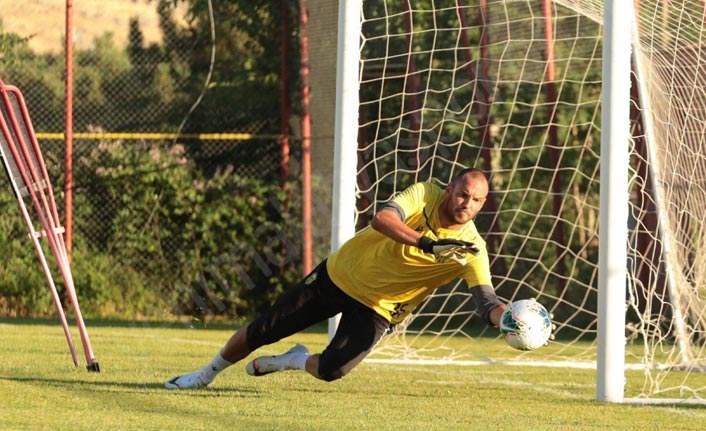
[444,183,453,195]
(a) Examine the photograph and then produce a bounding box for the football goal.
[330,0,706,403]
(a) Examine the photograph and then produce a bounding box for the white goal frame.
[328,0,363,339]
[595,0,630,403]
[329,0,701,404]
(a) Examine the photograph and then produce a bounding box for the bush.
[0,139,303,320]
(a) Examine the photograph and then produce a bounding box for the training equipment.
[499,300,553,351]
[326,0,706,404]
[245,344,310,376]
[0,79,99,372]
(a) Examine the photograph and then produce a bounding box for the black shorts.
[246,260,390,381]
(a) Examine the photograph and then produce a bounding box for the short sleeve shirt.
[327,182,492,323]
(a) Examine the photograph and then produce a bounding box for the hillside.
[0,0,183,53]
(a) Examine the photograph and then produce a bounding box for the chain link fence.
[0,1,305,319]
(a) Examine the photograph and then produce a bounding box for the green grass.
[1,319,705,431]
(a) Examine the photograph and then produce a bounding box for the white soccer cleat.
[245,343,309,376]
[164,369,213,390]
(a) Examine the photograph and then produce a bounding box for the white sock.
[286,353,309,371]
[212,352,233,371]
[201,352,233,380]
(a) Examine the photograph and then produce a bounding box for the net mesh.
[358,0,706,401]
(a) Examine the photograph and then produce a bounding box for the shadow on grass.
[0,374,262,397]
[0,317,330,334]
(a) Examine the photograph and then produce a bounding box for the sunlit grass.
[1,319,705,431]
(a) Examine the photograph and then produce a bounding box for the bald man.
[166,168,506,389]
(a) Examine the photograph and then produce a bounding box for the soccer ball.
[500,299,553,351]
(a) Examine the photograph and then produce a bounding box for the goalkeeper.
[166,167,507,389]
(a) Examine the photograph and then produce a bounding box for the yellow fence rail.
[36,133,285,141]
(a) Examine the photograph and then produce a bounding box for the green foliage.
[0,21,30,68]
[0,139,302,319]
[0,252,53,317]
[0,1,297,319]
[159,0,286,133]
[0,179,53,316]
[69,247,164,318]
[0,0,286,134]
[67,139,301,319]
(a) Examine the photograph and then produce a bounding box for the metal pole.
[329,0,362,339]
[299,0,313,275]
[543,0,567,280]
[596,0,631,403]
[64,0,74,259]
[281,0,291,184]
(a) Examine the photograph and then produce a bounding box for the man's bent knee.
[317,354,363,382]
[317,356,353,382]
[317,366,346,382]
[317,347,370,381]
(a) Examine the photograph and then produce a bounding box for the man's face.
[443,174,488,225]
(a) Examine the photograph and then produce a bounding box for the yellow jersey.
[326,182,492,324]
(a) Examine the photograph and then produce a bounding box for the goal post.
[596,0,631,403]
[328,0,363,339]
[330,0,706,403]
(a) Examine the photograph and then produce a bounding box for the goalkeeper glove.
[417,237,480,265]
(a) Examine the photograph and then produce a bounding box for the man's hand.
[488,304,507,327]
[417,237,480,262]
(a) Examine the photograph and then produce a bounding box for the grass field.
[1,319,705,430]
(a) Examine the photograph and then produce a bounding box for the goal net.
[351,0,706,402]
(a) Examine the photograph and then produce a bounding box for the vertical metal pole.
[456,0,504,270]
[64,0,74,259]
[299,0,313,275]
[279,0,292,278]
[281,0,291,184]
[402,0,420,177]
[542,0,566,280]
[329,0,362,339]
[596,0,631,403]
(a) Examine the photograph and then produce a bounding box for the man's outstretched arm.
[470,284,507,327]
[371,207,422,246]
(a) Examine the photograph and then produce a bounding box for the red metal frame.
[0,79,99,372]
[299,0,312,275]
[64,0,75,258]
